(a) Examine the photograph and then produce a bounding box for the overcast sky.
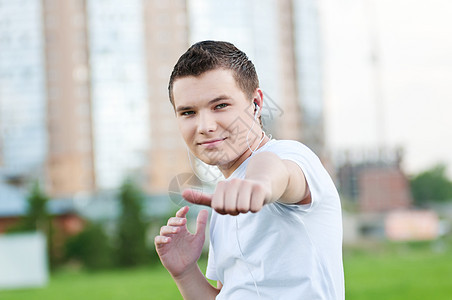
[320,0,452,177]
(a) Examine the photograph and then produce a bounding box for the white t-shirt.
[206,139,344,300]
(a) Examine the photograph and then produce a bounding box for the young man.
[155,41,344,299]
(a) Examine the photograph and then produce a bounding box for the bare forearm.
[173,264,220,300]
[245,152,290,203]
[246,152,308,204]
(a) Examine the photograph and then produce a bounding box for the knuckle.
[224,203,238,215]
[224,199,233,209]
[211,202,224,214]
[224,201,237,213]
[237,204,249,212]
[155,236,165,245]
[230,178,241,185]
[168,217,184,226]
[251,182,262,192]
[160,226,168,234]
[250,201,263,213]
[217,181,226,188]
[224,207,234,214]
[250,207,261,213]
[212,197,223,211]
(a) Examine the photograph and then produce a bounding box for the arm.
[246,151,311,205]
[155,206,220,299]
[183,151,310,215]
[172,264,220,300]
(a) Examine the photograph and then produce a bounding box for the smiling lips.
[198,137,227,148]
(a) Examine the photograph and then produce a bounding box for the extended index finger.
[182,189,213,207]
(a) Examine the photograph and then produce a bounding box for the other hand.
[154,206,208,278]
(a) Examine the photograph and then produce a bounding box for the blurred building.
[292,0,324,156]
[143,0,191,194]
[43,0,95,196]
[0,0,48,180]
[0,0,189,197]
[358,166,412,212]
[335,149,448,243]
[385,210,439,241]
[0,0,325,199]
[337,148,413,213]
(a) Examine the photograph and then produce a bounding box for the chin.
[198,153,231,167]
[200,158,218,166]
[200,156,224,166]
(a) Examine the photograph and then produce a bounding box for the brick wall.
[358,167,412,213]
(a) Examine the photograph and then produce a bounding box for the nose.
[197,111,217,134]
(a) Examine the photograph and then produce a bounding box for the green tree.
[7,181,61,267]
[65,222,113,270]
[410,164,452,205]
[116,179,148,267]
[7,181,50,233]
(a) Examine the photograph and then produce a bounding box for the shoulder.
[264,139,311,151]
[261,139,319,162]
[264,139,338,207]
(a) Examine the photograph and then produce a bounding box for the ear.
[252,88,264,116]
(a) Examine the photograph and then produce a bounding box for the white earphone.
[253,102,259,119]
[247,102,265,154]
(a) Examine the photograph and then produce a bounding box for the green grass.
[1,243,451,299]
[344,242,452,300]
[0,264,181,300]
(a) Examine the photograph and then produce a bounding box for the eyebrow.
[175,95,231,112]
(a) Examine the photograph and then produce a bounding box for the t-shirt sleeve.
[264,140,336,212]
[205,241,218,281]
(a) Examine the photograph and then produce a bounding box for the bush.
[410,164,452,205]
[65,223,113,270]
[115,179,149,267]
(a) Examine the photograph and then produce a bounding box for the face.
[172,68,264,177]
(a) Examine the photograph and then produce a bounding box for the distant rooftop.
[0,182,190,220]
[0,182,27,217]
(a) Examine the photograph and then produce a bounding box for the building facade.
[42,0,95,196]
[0,0,189,197]
[0,0,47,179]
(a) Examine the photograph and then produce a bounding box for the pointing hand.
[182,178,270,215]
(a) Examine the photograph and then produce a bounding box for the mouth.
[197,137,227,148]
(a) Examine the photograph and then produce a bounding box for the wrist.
[246,177,273,204]
[172,262,200,282]
[173,263,220,300]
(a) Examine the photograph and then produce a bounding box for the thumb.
[195,209,208,237]
[182,189,213,207]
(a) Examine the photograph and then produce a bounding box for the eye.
[180,111,195,116]
[214,103,229,109]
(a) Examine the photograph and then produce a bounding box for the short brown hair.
[168,40,259,106]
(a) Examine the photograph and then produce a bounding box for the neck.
[218,132,270,178]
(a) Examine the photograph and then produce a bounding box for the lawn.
[1,243,451,299]
[0,263,182,300]
[344,242,452,300]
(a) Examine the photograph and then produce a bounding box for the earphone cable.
[235,216,261,298]
[186,149,223,183]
